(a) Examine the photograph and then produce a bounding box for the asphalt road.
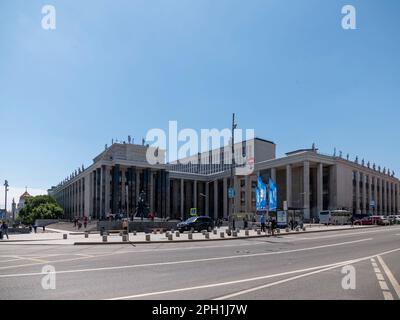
[0,225,399,300]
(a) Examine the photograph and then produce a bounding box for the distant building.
[17,188,31,213]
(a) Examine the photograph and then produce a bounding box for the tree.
[18,195,63,225]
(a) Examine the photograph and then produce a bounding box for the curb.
[73,225,380,245]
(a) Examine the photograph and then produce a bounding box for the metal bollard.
[188,233,193,240]
[122,234,129,242]
[133,230,137,236]
[220,232,225,238]
[257,229,261,235]
[276,228,280,234]
[245,230,250,236]
[205,232,210,239]
[168,234,173,241]
[102,235,107,242]
[175,231,180,237]
[63,234,68,239]
[213,229,217,235]
[84,232,89,238]
[145,234,151,241]
[233,231,238,237]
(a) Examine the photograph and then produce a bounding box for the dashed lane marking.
[377,255,400,299]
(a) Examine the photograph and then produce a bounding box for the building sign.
[190,208,197,216]
[277,211,287,227]
[228,188,235,199]
[256,176,267,211]
[268,178,277,211]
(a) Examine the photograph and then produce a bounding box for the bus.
[319,210,352,225]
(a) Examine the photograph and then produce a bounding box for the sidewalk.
[0,224,380,245]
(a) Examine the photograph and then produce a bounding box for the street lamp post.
[3,180,9,214]
[229,113,237,229]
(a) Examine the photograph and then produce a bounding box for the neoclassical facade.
[49,138,400,221]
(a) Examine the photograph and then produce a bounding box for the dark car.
[177,216,214,233]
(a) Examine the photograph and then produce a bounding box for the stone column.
[149,171,154,213]
[233,176,239,214]
[193,180,197,209]
[172,180,179,218]
[180,179,184,220]
[214,180,218,220]
[271,168,277,183]
[303,161,310,220]
[286,165,292,208]
[362,174,367,214]
[245,175,251,213]
[104,166,110,217]
[165,172,170,218]
[373,177,378,215]
[223,177,228,219]
[355,171,360,214]
[383,180,387,215]
[379,178,383,214]
[317,163,323,214]
[205,181,209,216]
[388,182,392,215]
[368,175,372,214]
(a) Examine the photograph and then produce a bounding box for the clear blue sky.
[1,0,399,200]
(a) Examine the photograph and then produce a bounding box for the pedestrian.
[290,219,294,231]
[83,216,88,229]
[232,218,236,231]
[243,218,248,230]
[73,217,77,227]
[0,221,3,240]
[271,218,276,236]
[42,225,46,232]
[260,214,266,232]
[78,221,82,230]
[33,224,37,233]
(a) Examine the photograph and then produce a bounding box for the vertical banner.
[256,176,267,211]
[268,178,277,211]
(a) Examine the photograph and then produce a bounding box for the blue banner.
[268,178,277,211]
[256,176,267,211]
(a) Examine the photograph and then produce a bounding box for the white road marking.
[377,255,400,299]
[376,273,384,281]
[383,291,394,300]
[107,261,353,300]
[379,281,389,291]
[0,238,373,278]
[370,257,395,300]
[107,247,400,300]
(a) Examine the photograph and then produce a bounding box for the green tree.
[17,195,63,225]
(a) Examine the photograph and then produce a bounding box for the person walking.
[271,218,276,236]
[260,214,266,232]
[0,221,8,240]
[83,216,88,229]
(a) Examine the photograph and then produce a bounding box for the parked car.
[372,215,390,226]
[388,215,400,225]
[177,216,214,233]
[354,217,373,225]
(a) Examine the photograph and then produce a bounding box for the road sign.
[190,208,197,216]
[369,200,375,208]
[228,188,235,199]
